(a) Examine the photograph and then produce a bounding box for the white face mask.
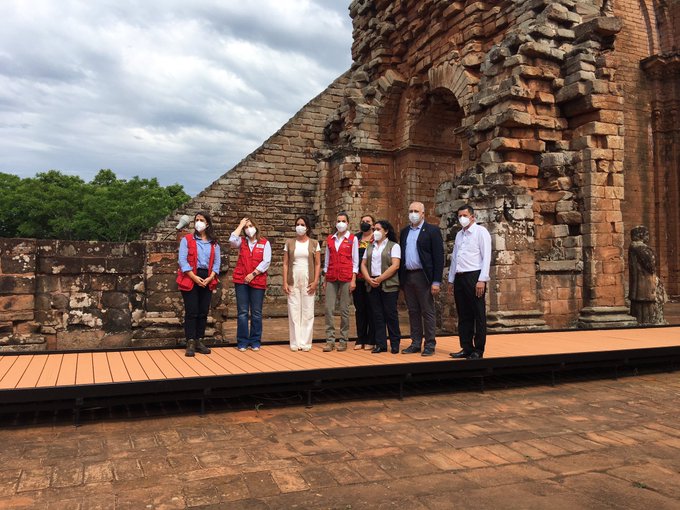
[372,230,384,242]
[295,225,307,235]
[458,216,471,228]
[409,212,422,225]
[194,220,207,233]
[336,221,348,233]
[245,227,257,238]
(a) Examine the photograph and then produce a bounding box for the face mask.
[459,216,471,228]
[295,225,307,235]
[245,227,257,238]
[336,221,348,233]
[409,212,421,225]
[372,230,384,242]
[360,222,371,232]
[194,220,207,233]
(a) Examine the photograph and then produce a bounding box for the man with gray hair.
[399,201,445,356]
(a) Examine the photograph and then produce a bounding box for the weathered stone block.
[101,292,130,309]
[56,330,105,350]
[0,294,34,312]
[0,276,35,295]
[103,309,132,332]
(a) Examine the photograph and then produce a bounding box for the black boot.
[185,339,196,357]
[195,338,211,355]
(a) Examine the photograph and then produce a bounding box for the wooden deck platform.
[1,327,679,420]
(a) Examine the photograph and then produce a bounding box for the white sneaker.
[237,347,247,352]
[252,346,260,351]
[301,346,312,352]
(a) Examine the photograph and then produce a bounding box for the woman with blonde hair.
[230,217,271,351]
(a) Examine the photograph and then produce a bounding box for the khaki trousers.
[325,280,350,341]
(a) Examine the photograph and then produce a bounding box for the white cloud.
[0,0,353,195]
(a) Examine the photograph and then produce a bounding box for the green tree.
[0,169,190,241]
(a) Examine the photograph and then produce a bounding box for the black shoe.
[421,349,435,357]
[185,339,196,357]
[371,346,386,354]
[195,339,211,355]
[450,350,469,359]
[468,351,483,360]
[401,345,421,354]
[390,347,400,354]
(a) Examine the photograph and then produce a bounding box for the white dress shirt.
[448,222,491,283]
[362,240,401,276]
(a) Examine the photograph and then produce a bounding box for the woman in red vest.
[230,217,271,351]
[177,211,220,357]
[323,211,359,352]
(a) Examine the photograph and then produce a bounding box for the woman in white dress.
[283,216,321,351]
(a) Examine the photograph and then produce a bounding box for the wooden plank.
[212,349,268,374]
[75,353,95,385]
[56,354,78,387]
[146,351,182,379]
[205,348,249,375]
[160,351,198,377]
[0,356,18,383]
[36,354,64,387]
[107,351,131,383]
[183,351,235,376]
[92,352,113,384]
[165,350,216,377]
[120,351,150,381]
[16,355,49,389]
[0,355,33,389]
[134,351,166,381]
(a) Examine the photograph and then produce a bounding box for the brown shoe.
[337,340,347,352]
[185,339,196,357]
[195,339,211,355]
[322,340,335,352]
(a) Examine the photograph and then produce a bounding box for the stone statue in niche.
[628,225,667,324]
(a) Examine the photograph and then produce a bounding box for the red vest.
[326,233,355,282]
[176,234,218,291]
[232,237,268,289]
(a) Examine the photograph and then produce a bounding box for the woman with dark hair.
[353,214,376,350]
[230,217,271,351]
[360,219,401,354]
[283,216,321,351]
[177,211,220,357]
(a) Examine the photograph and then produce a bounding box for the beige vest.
[285,238,319,286]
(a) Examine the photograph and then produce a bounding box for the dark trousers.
[453,270,487,354]
[353,280,375,346]
[403,270,437,351]
[367,286,400,351]
[181,268,212,341]
[235,283,266,348]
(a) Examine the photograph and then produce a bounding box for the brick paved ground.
[2,371,680,509]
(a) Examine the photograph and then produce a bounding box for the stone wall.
[0,238,224,351]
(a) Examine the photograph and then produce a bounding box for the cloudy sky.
[0,0,354,195]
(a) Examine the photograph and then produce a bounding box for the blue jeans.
[235,284,265,348]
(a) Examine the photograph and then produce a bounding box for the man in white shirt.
[447,205,492,359]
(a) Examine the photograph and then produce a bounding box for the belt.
[456,270,481,275]
[405,269,422,272]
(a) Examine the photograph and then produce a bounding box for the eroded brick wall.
[0,238,220,351]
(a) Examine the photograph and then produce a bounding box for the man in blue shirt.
[398,202,445,356]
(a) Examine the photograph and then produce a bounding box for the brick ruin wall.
[2,0,678,350]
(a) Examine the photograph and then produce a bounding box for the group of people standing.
[176,202,492,360]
